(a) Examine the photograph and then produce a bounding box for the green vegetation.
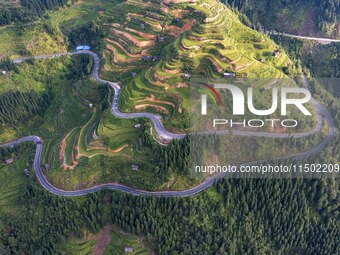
[0,0,67,25]
[0,0,331,192]
[0,143,34,214]
[226,0,340,38]
[0,170,338,254]
[107,0,295,131]
[61,235,96,255]
[104,226,152,255]
[0,0,339,254]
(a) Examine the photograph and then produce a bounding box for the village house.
[5,158,14,164]
[223,72,236,78]
[274,50,280,57]
[183,73,191,79]
[152,55,158,62]
[157,35,165,42]
[131,164,139,171]
[124,246,133,253]
[142,56,151,61]
[24,169,30,176]
[258,58,265,63]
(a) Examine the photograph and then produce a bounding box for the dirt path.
[60,128,79,170]
[163,0,197,4]
[111,23,156,40]
[135,104,170,114]
[136,95,178,112]
[93,225,112,255]
[76,144,129,159]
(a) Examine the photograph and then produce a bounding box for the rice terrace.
[0,0,339,254]
[0,0,337,194]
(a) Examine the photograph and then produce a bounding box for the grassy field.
[104,226,152,255]
[59,225,152,255]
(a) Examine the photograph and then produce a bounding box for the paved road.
[271,31,340,43]
[12,51,329,140]
[1,51,336,197]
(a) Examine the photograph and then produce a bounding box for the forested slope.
[0,0,67,25]
[0,175,338,254]
[225,0,340,38]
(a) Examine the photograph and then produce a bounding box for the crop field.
[64,128,80,167]
[73,0,301,132]
[0,0,323,193]
[97,112,141,150]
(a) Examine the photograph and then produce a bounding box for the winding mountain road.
[1,51,337,197]
[271,31,340,43]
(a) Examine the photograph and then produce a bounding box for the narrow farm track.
[0,51,336,197]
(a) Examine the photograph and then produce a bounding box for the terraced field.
[0,145,33,214]
[92,0,294,132]
[1,0,321,192]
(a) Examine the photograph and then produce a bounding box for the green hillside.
[0,0,323,192]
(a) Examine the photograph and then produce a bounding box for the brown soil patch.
[233,61,254,71]
[77,144,129,159]
[164,68,179,74]
[125,27,156,39]
[176,82,189,88]
[206,56,223,72]
[171,9,190,18]
[93,225,112,255]
[127,12,143,18]
[126,0,150,7]
[147,98,175,108]
[103,50,137,71]
[137,95,178,111]
[60,128,79,170]
[111,23,156,40]
[163,0,197,4]
[105,38,143,55]
[135,104,169,114]
[111,29,154,48]
[167,19,196,36]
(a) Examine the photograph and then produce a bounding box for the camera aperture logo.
[199,82,312,129]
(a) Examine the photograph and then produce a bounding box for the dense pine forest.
[0,174,338,254]
[0,91,51,126]
[225,0,340,36]
[0,0,67,25]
